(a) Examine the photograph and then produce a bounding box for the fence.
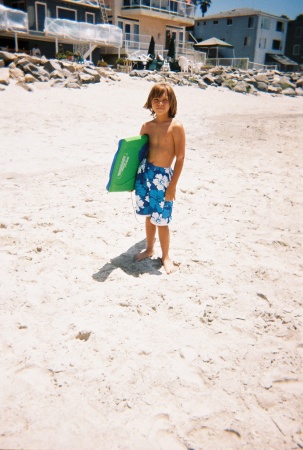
[206,58,249,70]
[248,61,277,71]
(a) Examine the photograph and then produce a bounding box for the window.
[259,37,267,49]
[272,39,281,51]
[57,7,76,20]
[36,2,46,31]
[296,27,303,38]
[276,21,284,32]
[244,36,251,47]
[125,23,131,41]
[213,20,218,24]
[10,1,26,11]
[248,16,254,28]
[85,12,95,23]
[293,44,300,55]
[227,18,232,25]
[261,17,270,30]
[134,23,139,43]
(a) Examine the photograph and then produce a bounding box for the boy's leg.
[135,217,156,261]
[157,225,178,274]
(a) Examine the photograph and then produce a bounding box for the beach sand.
[0,74,302,449]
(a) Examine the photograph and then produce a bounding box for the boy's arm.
[140,122,147,135]
[165,122,185,201]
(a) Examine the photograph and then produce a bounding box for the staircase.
[98,0,108,24]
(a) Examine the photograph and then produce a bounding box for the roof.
[197,8,290,21]
[194,37,233,48]
[267,54,299,66]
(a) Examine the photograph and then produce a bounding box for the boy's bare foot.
[134,249,155,261]
[162,257,179,275]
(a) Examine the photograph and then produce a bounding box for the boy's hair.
[144,82,177,118]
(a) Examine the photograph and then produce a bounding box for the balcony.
[61,0,111,10]
[122,0,195,24]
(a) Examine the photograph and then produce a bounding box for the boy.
[135,82,186,274]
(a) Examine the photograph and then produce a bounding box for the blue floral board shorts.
[135,158,173,226]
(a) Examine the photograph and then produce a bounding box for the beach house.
[0,0,197,64]
[193,8,291,68]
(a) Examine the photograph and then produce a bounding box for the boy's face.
[151,93,170,118]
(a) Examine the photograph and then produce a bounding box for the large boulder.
[0,51,16,65]
[44,60,63,73]
[0,67,10,85]
[254,73,269,84]
[233,80,249,93]
[9,67,25,81]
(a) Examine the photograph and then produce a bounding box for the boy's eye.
[153,99,169,104]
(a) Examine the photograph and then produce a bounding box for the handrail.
[122,0,195,19]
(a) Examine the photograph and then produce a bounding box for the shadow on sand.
[92,239,162,282]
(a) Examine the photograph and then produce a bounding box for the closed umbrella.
[167,36,175,61]
[147,36,155,58]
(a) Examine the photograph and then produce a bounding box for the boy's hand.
[165,185,176,201]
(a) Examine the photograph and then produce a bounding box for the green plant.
[116,57,126,65]
[66,50,73,57]
[56,52,66,60]
[97,60,108,67]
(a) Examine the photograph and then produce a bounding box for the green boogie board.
[106,135,149,192]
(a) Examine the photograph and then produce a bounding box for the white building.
[194,8,289,65]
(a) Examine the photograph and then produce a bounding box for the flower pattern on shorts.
[135,159,173,226]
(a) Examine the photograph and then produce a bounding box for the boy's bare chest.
[149,123,173,149]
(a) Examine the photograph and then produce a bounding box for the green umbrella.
[167,36,175,61]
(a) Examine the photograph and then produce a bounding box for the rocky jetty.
[130,66,303,96]
[1,50,302,96]
[0,51,119,91]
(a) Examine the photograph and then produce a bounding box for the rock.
[65,81,81,89]
[83,67,101,82]
[197,80,207,89]
[233,80,249,93]
[223,79,236,90]
[0,51,16,65]
[24,73,36,83]
[0,67,10,85]
[282,87,296,96]
[295,77,303,88]
[0,59,5,69]
[9,67,24,81]
[50,69,65,80]
[44,60,62,73]
[16,80,33,91]
[79,73,95,84]
[295,87,303,96]
[203,74,215,85]
[278,76,296,89]
[268,85,282,94]
[254,73,269,84]
[256,81,268,91]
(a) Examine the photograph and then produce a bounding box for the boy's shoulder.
[171,118,184,130]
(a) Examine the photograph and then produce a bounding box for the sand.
[0,74,302,449]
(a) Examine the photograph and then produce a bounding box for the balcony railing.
[123,33,202,61]
[61,0,111,9]
[122,0,195,19]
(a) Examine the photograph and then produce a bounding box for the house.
[0,0,119,63]
[194,8,290,67]
[106,0,195,59]
[285,14,303,68]
[0,0,197,64]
